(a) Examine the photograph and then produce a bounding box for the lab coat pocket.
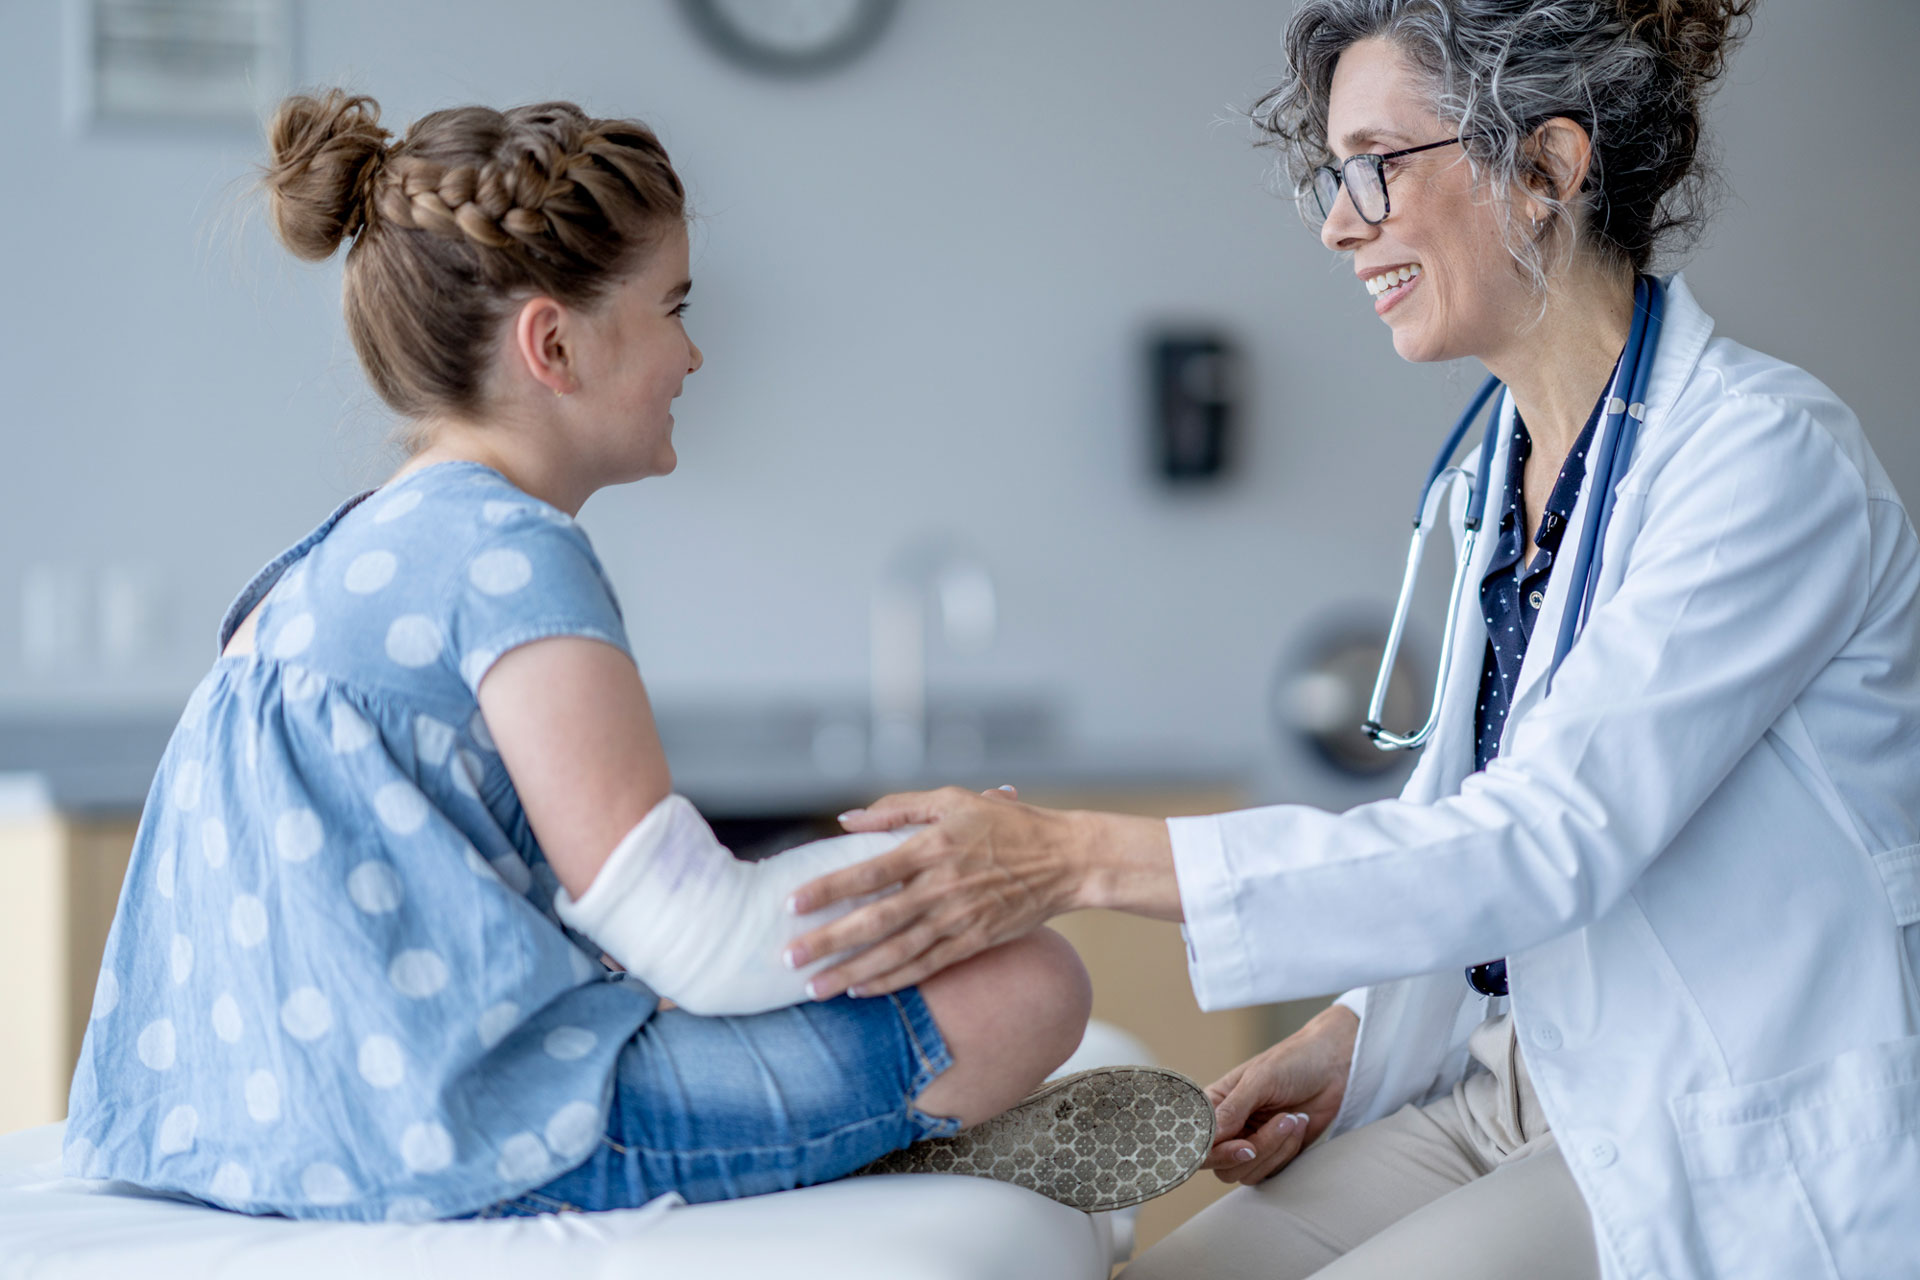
[1671,1035,1920,1280]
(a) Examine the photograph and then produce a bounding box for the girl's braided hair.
[263,91,685,426]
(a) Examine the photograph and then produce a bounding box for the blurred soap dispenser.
[1148,328,1242,484]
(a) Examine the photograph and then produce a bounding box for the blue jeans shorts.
[472,987,959,1216]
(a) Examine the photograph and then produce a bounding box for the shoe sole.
[852,1065,1216,1213]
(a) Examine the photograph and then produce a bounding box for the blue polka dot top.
[64,462,658,1221]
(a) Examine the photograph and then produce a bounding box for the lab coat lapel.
[1497,273,1718,742]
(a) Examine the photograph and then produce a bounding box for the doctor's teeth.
[1365,265,1421,295]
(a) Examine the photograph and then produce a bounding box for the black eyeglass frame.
[1307,137,1463,226]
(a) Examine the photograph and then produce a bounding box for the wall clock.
[679,0,899,76]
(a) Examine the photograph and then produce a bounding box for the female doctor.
[786,1,1920,1277]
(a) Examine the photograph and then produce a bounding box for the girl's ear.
[512,296,575,396]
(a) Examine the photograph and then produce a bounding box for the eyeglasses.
[1303,138,1462,227]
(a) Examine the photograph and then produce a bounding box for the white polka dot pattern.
[413,714,455,766]
[468,549,533,596]
[156,1104,199,1155]
[357,1034,405,1089]
[462,844,495,878]
[210,1162,253,1203]
[495,1132,550,1182]
[67,465,652,1210]
[212,992,243,1043]
[544,1101,601,1161]
[274,808,324,862]
[91,970,118,1019]
[283,667,325,701]
[244,1069,281,1122]
[137,1019,176,1070]
[373,781,429,834]
[389,950,449,999]
[450,749,483,800]
[481,500,525,524]
[385,1197,437,1223]
[371,489,422,524]
[458,648,499,689]
[230,894,269,948]
[343,549,398,594]
[272,613,316,658]
[329,704,376,753]
[543,1026,596,1061]
[280,987,333,1040]
[171,760,203,811]
[301,1162,353,1205]
[476,1001,519,1049]
[347,861,402,914]
[385,615,445,667]
[169,934,194,984]
[201,817,229,869]
[400,1121,455,1173]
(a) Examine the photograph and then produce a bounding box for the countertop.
[0,709,1249,820]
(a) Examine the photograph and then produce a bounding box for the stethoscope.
[1363,275,1667,751]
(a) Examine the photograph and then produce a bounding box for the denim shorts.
[471,987,958,1216]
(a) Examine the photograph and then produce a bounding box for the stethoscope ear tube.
[1365,375,1506,749]
[1546,275,1667,689]
[1363,275,1666,751]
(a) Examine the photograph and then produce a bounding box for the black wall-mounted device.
[1148,330,1241,484]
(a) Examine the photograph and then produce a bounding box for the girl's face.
[1318,37,1532,365]
[568,222,703,480]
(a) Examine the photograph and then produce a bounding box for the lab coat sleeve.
[1172,394,1873,1010]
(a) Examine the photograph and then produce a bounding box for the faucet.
[869,543,997,776]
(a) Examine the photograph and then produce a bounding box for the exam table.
[0,1023,1149,1280]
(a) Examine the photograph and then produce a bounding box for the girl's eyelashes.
[671,302,690,318]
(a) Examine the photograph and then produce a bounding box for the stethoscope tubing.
[1363,275,1667,749]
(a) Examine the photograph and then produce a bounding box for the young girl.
[61,90,1211,1223]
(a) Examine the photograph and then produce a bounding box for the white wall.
[2,0,1915,794]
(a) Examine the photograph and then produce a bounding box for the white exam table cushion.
[0,1124,1115,1280]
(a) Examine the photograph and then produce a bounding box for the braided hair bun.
[264,91,391,261]
[259,90,686,424]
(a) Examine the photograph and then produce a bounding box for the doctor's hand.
[1204,1003,1360,1186]
[782,786,1087,999]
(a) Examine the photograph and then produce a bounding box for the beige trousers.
[1123,1015,1602,1280]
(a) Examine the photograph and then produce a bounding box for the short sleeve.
[446,506,631,695]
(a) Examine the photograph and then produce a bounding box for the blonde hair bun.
[264,90,392,261]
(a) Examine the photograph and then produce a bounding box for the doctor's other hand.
[1204,1003,1360,1186]
[783,786,1083,1000]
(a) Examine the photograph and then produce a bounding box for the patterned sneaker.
[852,1065,1216,1212]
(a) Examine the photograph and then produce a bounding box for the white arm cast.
[553,794,911,1016]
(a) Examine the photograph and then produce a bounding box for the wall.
[2,0,1915,798]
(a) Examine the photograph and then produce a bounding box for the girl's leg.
[909,926,1092,1127]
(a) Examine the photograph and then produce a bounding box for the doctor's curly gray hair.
[1255,0,1756,290]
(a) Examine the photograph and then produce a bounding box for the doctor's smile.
[22,2,1918,1279]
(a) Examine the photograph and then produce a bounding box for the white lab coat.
[1170,275,1920,1280]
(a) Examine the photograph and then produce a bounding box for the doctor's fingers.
[804,867,1044,998]
[788,829,943,919]
[836,784,985,833]
[1214,1111,1311,1186]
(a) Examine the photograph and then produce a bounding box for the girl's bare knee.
[911,927,1093,1128]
